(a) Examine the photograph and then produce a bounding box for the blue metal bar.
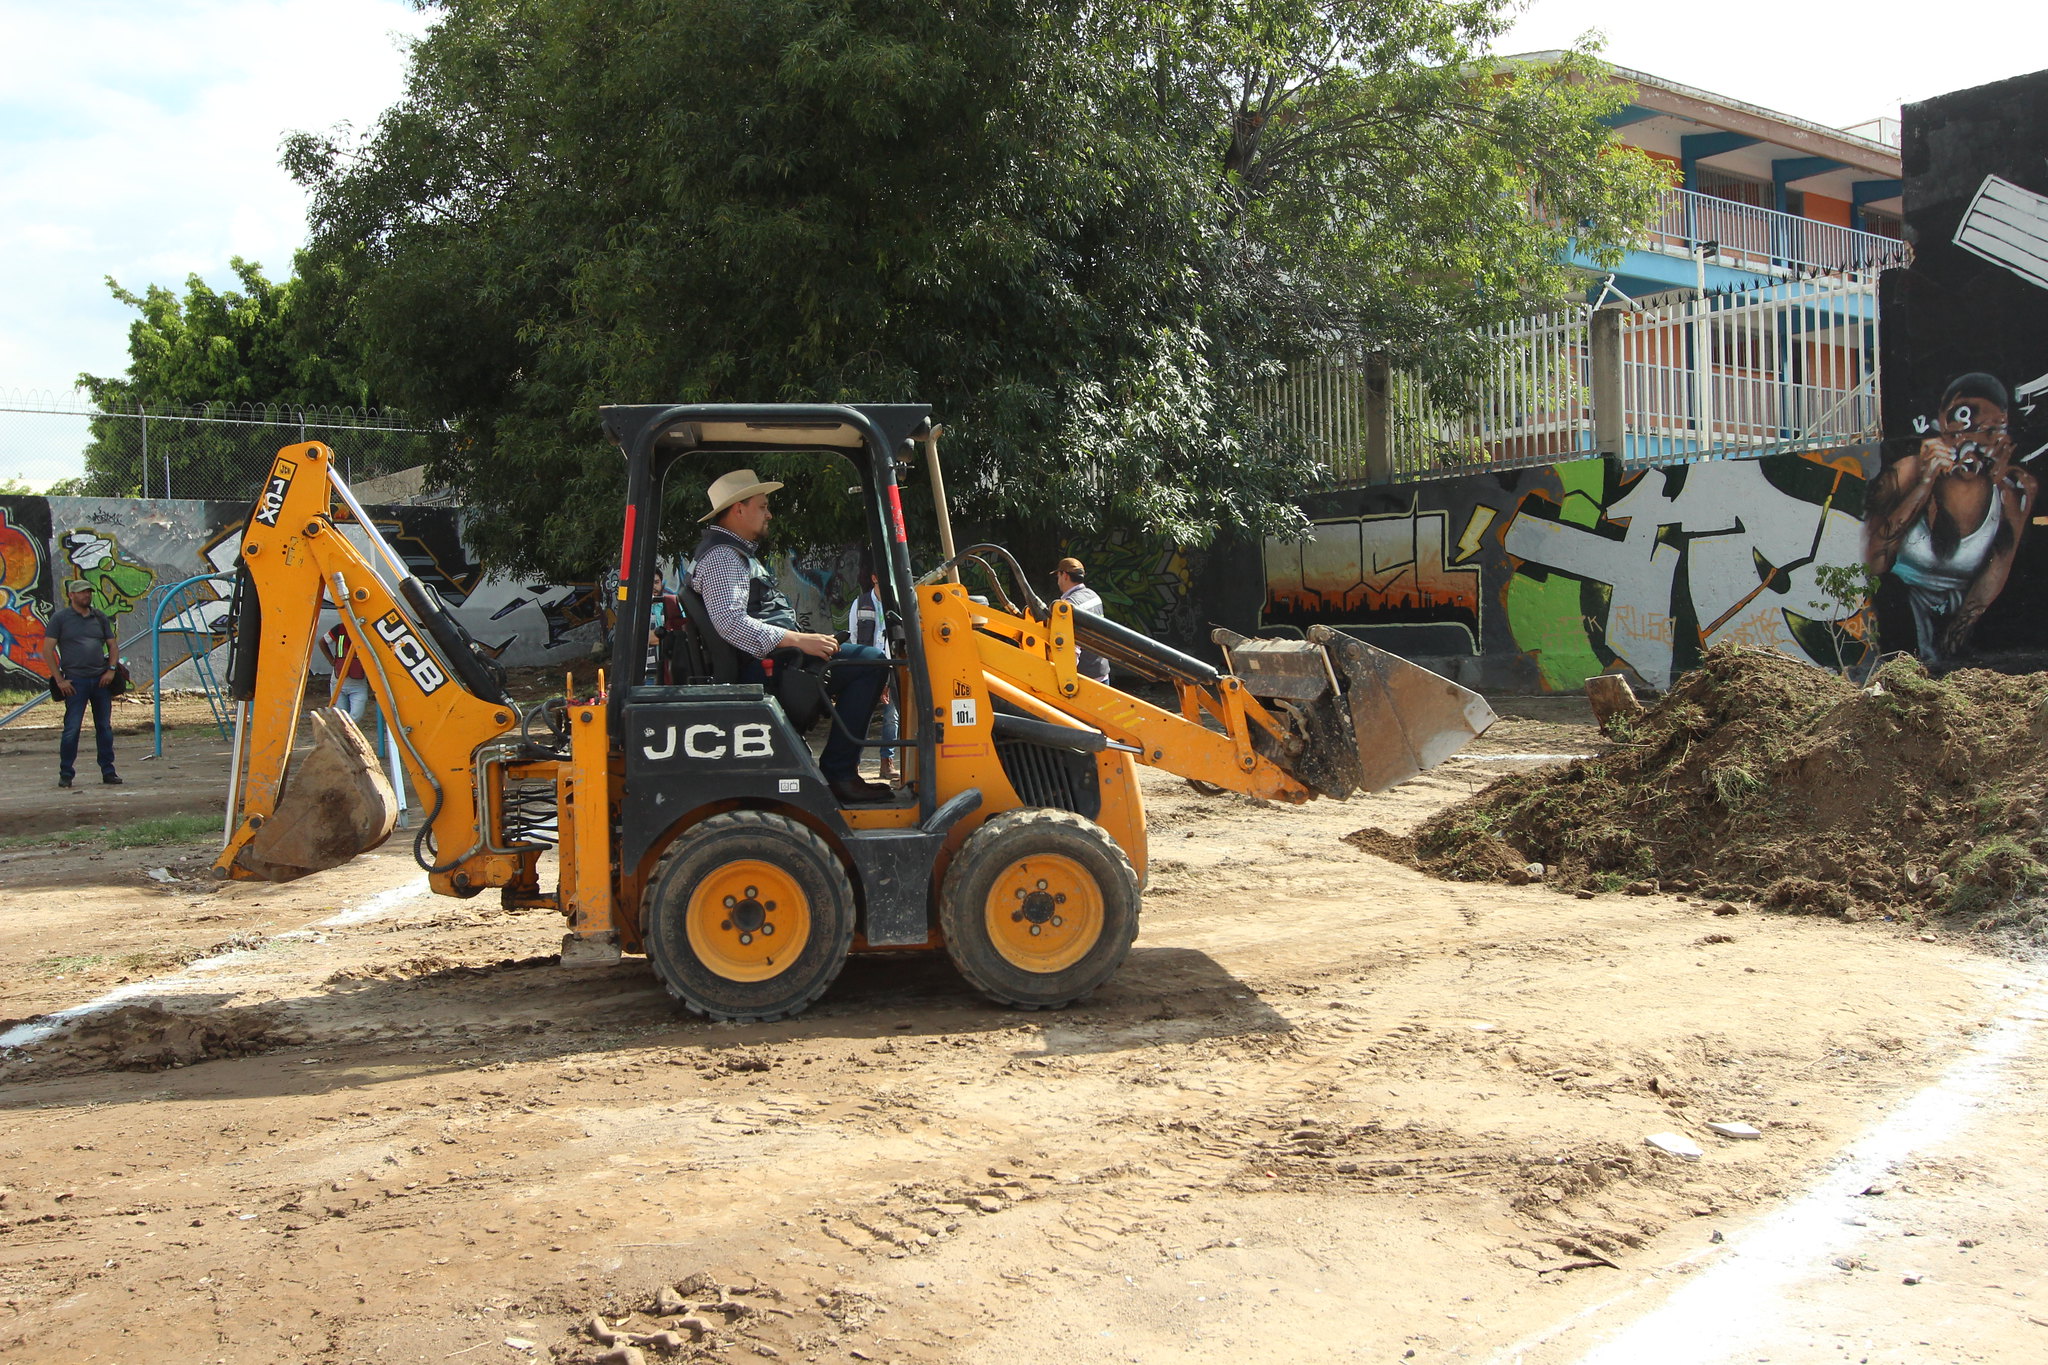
[1598,105,1661,130]
[1680,132,1762,192]
[149,572,235,759]
[1772,156,1846,213]
[1851,179,1903,231]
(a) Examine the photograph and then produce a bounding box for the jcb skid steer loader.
[214,404,1493,1020]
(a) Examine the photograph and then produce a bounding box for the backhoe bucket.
[231,709,398,882]
[1216,627,1496,797]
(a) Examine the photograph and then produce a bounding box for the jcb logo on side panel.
[641,723,773,762]
[253,459,297,527]
[374,611,447,695]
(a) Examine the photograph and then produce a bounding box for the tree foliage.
[287,0,1662,578]
[73,258,405,499]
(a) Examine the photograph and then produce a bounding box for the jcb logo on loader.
[642,722,774,762]
[374,611,447,695]
[253,460,296,527]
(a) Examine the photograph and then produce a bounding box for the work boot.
[103,773,124,786]
[828,776,892,805]
[58,776,72,789]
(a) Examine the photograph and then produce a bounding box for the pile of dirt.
[1,1002,295,1080]
[1412,646,2048,932]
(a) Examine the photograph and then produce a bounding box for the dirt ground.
[3,696,2047,1363]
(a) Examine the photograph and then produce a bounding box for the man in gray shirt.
[49,578,122,788]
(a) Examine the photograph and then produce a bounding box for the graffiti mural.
[1264,498,1483,654]
[0,495,614,694]
[1876,70,2048,663]
[0,501,54,683]
[1062,531,1200,642]
[1502,453,1875,690]
[58,527,157,620]
[1256,448,1881,692]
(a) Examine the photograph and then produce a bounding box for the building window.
[1696,167,1772,207]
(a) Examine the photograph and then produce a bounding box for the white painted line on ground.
[1463,753,1595,762]
[1489,970,2048,1365]
[0,875,431,1051]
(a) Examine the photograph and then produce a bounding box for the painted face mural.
[1865,376,2037,662]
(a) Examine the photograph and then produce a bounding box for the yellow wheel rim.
[686,860,812,983]
[984,854,1104,973]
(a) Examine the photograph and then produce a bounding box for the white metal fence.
[1644,188,1909,280]
[1264,274,1883,485]
[1617,277,1880,464]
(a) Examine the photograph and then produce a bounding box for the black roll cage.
[600,402,939,822]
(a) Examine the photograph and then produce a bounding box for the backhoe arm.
[214,442,525,893]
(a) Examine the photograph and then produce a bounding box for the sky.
[2,0,2047,474]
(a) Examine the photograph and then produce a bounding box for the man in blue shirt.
[47,579,123,789]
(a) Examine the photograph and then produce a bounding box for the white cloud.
[0,0,432,415]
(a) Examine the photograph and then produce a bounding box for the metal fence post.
[1591,305,1625,463]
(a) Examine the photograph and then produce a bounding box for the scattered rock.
[503,1339,536,1353]
[1705,1121,1761,1140]
[1573,889,1596,900]
[1585,672,1644,735]
[1643,1132,1704,1161]
[1700,933,1735,945]
[652,1284,689,1316]
[1625,880,1657,896]
[593,1349,646,1365]
[1902,1271,1926,1285]
[1861,1183,1888,1197]
[1712,903,1739,916]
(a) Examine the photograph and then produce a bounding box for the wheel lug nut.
[739,933,753,945]
[1052,916,1063,926]
[723,896,736,909]
[762,923,774,935]
[1029,925,1041,935]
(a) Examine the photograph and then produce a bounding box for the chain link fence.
[1,394,433,502]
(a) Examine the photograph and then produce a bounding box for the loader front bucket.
[1216,627,1496,797]
[230,709,398,882]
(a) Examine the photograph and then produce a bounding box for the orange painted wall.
[1645,150,1684,185]
[1804,193,1852,226]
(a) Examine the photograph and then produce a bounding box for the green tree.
[74,257,409,500]
[286,0,1662,579]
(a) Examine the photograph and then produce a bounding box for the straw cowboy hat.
[698,468,785,523]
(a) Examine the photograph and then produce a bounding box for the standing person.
[319,621,372,723]
[847,566,899,781]
[1052,557,1112,684]
[48,579,122,789]
[688,469,891,802]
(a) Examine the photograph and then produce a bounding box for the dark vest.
[693,526,798,634]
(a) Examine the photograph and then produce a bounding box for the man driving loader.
[689,468,892,803]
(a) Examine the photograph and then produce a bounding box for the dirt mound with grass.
[1413,646,2048,933]
[1,1002,296,1081]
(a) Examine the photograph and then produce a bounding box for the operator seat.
[673,580,742,684]
[671,578,829,733]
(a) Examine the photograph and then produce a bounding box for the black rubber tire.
[642,810,857,1022]
[939,807,1140,1010]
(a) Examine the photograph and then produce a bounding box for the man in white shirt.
[1053,557,1112,683]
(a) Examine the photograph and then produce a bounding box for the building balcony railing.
[1641,188,1910,279]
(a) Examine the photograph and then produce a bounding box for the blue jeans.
[60,675,116,782]
[745,644,892,781]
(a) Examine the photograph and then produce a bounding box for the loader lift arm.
[213,441,532,895]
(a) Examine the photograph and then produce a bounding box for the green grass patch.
[32,953,106,976]
[1,813,220,852]
[104,814,222,849]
